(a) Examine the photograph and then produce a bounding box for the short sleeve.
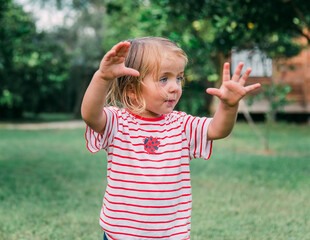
[182,114,213,160]
[85,107,118,153]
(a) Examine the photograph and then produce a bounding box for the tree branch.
[289,0,310,44]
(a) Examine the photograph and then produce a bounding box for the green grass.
[190,123,310,240]
[0,123,309,240]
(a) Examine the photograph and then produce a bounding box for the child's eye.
[159,77,168,83]
[177,76,184,83]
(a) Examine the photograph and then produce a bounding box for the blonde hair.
[106,37,188,114]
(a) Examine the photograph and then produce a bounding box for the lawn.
[0,122,309,240]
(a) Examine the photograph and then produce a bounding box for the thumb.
[206,88,222,98]
[123,68,140,77]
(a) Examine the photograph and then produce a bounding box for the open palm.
[207,62,261,107]
[99,41,140,81]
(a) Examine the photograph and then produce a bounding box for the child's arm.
[81,41,139,134]
[206,62,260,140]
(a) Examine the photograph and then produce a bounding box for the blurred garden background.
[0,0,310,239]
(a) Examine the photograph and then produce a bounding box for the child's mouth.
[165,99,176,105]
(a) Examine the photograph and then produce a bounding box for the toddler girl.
[81,37,260,240]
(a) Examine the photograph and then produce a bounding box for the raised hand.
[98,41,140,81]
[206,62,261,107]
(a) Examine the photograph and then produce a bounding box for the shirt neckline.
[125,109,166,122]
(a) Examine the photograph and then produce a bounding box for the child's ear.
[127,84,136,101]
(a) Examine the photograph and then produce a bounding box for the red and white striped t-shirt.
[85,107,213,240]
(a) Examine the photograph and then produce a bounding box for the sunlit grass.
[0,122,309,239]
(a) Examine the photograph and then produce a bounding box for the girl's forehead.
[160,54,186,73]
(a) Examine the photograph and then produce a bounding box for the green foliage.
[159,0,308,56]
[4,0,310,119]
[264,83,292,115]
[102,0,169,48]
[0,0,70,119]
[57,2,107,117]
[248,82,293,122]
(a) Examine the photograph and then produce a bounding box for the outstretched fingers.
[105,41,130,62]
[99,41,139,80]
[206,61,261,106]
[244,83,261,93]
[239,67,252,86]
[104,49,116,61]
[231,62,244,82]
[206,88,222,98]
[113,41,131,56]
[222,62,231,82]
[111,41,130,52]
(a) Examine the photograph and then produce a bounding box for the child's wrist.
[95,70,114,82]
[220,101,239,111]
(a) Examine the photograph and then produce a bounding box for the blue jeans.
[103,232,108,240]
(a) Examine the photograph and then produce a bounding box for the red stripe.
[98,110,108,149]
[114,136,186,148]
[118,116,181,127]
[189,117,195,150]
[89,128,96,151]
[114,137,144,146]
[107,161,189,170]
[103,202,191,216]
[102,210,191,224]
[106,108,114,143]
[206,140,213,160]
[109,145,189,155]
[116,130,183,140]
[107,184,191,193]
[108,168,190,177]
[200,118,208,157]
[183,115,191,132]
[108,176,190,185]
[100,218,190,232]
[85,126,98,153]
[108,153,190,162]
[193,118,200,158]
[94,130,99,150]
[102,131,108,149]
[118,123,182,133]
[159,139,186,147]
[85,126,92,152]
[125,109,166,121]
[106,191,191,201]
[104,197,192,209]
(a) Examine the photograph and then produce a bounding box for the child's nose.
[168,79,180,92]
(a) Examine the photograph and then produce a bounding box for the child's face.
[139,54,186,118]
